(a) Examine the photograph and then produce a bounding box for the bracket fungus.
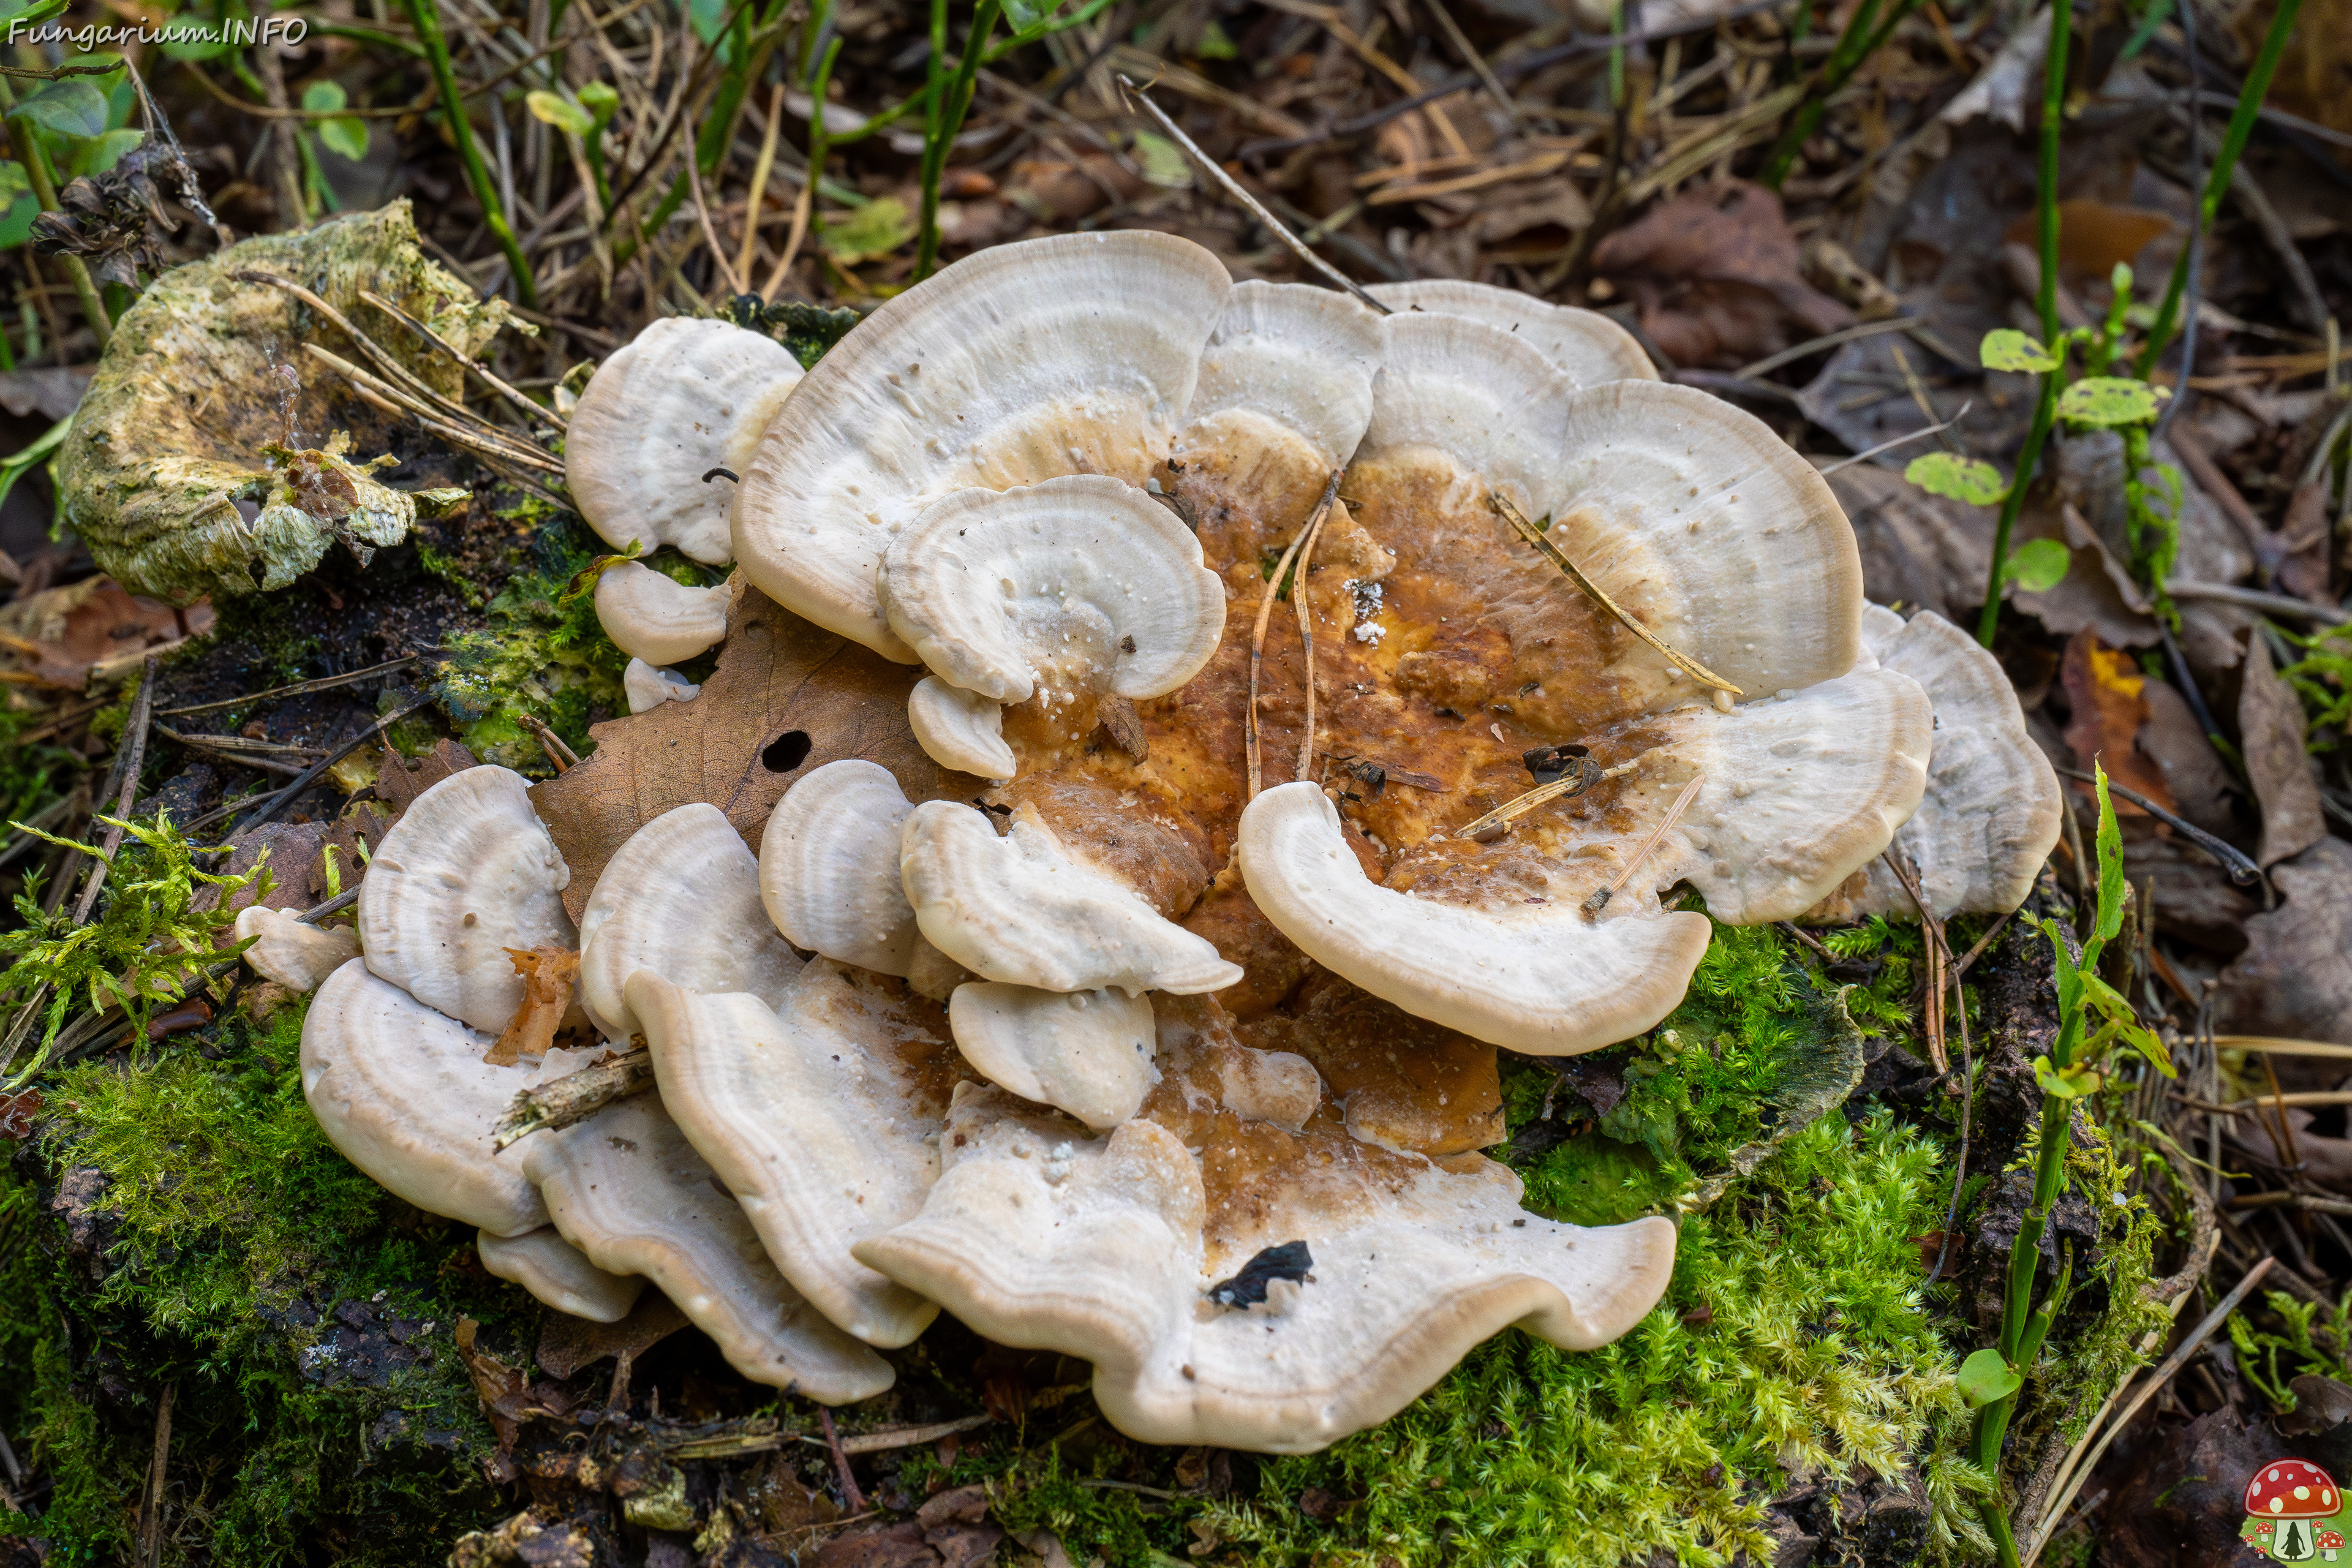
[565,315,805,565]
[477,1226,647,1324]
[622,658,701,714]
[295,230,2056,1457]
[232,903,360,992]
[593,560,732,666]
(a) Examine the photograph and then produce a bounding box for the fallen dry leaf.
[1823,461,1994,627]
[2135,676,2237,835]
[2278,478,2334,603]
[373,737,478,815]
[535,1291,689,1379]
[2237,631,2328,867]
[486,946,581,1067]
[0,576,213,690]
[530,579,964,925]
[2059,627,2173,815]
[2216,837,2352,1044]
[2000,200,2174,285]
[1591,179,1855,368]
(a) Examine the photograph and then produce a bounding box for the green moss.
[0,998,532,1566]
[434,507,630,772]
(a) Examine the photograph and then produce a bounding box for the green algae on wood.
[56,202,511,603]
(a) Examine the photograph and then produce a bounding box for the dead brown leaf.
[535,1291,690,1379]
[2059,628,2174,815]
[0,576,213,690]
[2217,837,2352,1045]
[1590,179,1855,368]
[2278,479,2335,603]
[530,579,963,925]
[372,737,478,815]
[2000,200,2173,285]
[2237,632,2328,867]
[486,946,580,1066]
[1823,461,1994,627]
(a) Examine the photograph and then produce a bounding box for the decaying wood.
[491,1046,654,1151]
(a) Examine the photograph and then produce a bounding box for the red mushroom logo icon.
[2246,1461,2343,1561]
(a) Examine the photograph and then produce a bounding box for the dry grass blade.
[1583,772,1705,914]
[300,344,564,473]
[356,290,567,433]
[1487,492,1742,696]
[1450,756,1640,840]
[1248,470,1343,800]
[1291,496,1334,784]
[1114,75,1390,316]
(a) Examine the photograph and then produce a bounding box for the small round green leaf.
[1959,1348,2023,1409]
[1904,451,2006,507]
[2000,538,2071,593]
[526,89,595,138]
[2057,376,2164,428]
[10,80,109,140]
[577,80,620,126]
[320,116,369,162]
[301,81,348,114]
[1128,130,1191,189]
[1979,328,2059,374]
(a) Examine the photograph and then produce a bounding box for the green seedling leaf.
[1005,0,1072,34]
[11,80,108,140]
[0,0,69,26]
[2058,376,2165,428]
[1959,1348,2022,1408]
[68,127,143,178]
[818,196,914,265]
[2091,761,2126,947]
[0,160,30,249]
[526,89,595,138]
[2032,1054,2103,1099]
[1194,18,1238,56]
[1980,328,2060,374]
[576,80,620,130]
[302,83,368,162]
[2001,538,2071,593]
[1905,451,2006,507]
[1128,129,1191,189]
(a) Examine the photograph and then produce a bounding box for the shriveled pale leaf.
[529,581,964,925]
[818,198,914,265]
[1906,451,2006,507]
[526,89,594,137]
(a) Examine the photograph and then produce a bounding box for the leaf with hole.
[1905,451,2005,507]
[526,89,595,138]
[2000,538,2071,593]
[1979,328,2060,374]
[10,80,108,140]
[1958,1348,2022,1408]
[2058,377,2164,429]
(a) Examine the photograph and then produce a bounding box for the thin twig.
[1449,756,1641,840]
[1115,74,1390,315]
[1819,399,1975,476]
[819,1407,866,1513]
[2050,765,2260,885]
[736,81,786,292]
[1247,471,1343,801]
[356,291,565,434]
[137,1383,174,1568]
[72,658,159,925]
[1583,773,1705,914]
[687,151,747,298]
[207,694,442,838]
[1488,492,1741,696]
[154,655,419,718]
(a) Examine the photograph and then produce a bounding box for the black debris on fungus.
[1204,1240,1314,1310]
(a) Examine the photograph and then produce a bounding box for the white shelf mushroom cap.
[906,675,1014,782]
[1808,606,2062,921]
[300,957,549,1235]
[594,561,730,667]
[521,1091,894,1403]
[477,1226,647,1323]
[900,801,1242,997]
[760,759,926,976]
[631,964,954,1348]
[731,230,1232,659]
[1631,665,1934,922]
[948,982,1158,1131]
[565,316,806,565]
[1237,782,1712,1056]
[357,765,576,1035]
[1175,279,1382,470]
[623,658,699,714]
[576,802,801,1039]
[879,475,1227,704]
[1367,279,1657,389]
[855,1083,1678,1453]
[233,903,358,991]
